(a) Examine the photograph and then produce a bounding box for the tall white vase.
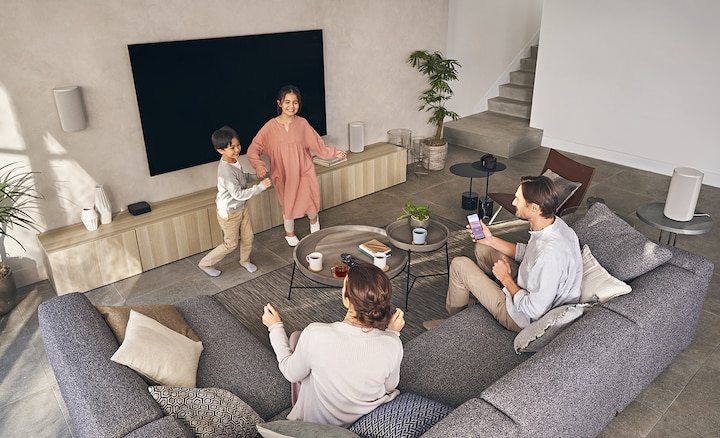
[81,207,99,231]
[95,185,112,224]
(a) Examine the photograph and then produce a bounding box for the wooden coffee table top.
[293,225,408,287]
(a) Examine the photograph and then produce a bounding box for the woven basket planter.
[422,140,448,171]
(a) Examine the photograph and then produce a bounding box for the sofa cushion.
[149,386,263,437]
[421,398,520,437]
[483,306,638,436]
[579,244,632,303]
[543,168,581,210]
[349,392,453,438]
[175,296,291,420]
[257,420,359,437]
[570,202,672,281]
[399,305,529,408]
[111,310,204,387]
[514,303,593,353]
[97,304,201,343]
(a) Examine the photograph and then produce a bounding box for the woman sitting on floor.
[261,263,405,427]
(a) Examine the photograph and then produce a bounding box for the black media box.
[128,201,151,216]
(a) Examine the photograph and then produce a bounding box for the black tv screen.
[128,30,326,176]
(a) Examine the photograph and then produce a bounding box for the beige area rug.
[214,217,530,349]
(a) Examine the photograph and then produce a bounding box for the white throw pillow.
[111,310,204,387]
[580,244,632,304]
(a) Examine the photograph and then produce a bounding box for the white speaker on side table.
[664,167,703,221]
[348,121,365,153]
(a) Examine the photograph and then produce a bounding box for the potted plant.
[397,200,432,229]
[407,50,461,170]
[0,162,41,315]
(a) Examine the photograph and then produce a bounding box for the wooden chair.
[487,149,596,224]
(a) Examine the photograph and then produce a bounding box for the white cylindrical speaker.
[349,121,365,153]
[663,167,703,221]
[53,86,87,132]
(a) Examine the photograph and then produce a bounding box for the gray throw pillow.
[149,386,263,438]
[570,202,673,282]
[514,303,594,354]
[257,420,359,438]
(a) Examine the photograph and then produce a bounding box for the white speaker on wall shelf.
[53,86,87,132]
[664,167,703,221]
[348,121,365,153]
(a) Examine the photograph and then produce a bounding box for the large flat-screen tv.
[128,30,326,176]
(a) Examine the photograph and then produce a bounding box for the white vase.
[81,207,99,231]
[95,185,112,224]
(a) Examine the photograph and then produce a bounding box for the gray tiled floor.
[1,145,718,437]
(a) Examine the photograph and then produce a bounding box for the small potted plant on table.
[407,50,461,171]
[397,200,432,230]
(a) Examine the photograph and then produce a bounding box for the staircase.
[443,45,542,158]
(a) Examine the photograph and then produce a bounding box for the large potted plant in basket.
[0,163,41,315]
[407,50,461,170]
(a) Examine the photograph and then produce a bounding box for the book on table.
[358,239,391,259]
[313,156,347,167]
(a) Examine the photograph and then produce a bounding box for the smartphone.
[467,213,485,240]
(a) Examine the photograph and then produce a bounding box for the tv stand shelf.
[38,142,406,294]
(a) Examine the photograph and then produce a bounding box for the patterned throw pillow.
[349,392,453,438]
[149,386,263,438]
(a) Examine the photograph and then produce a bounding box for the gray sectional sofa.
[39,292,291,437]
[39,203,713,437]
[400,203,714,437]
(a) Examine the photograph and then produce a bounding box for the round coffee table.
[289,225,408,299]
[386,219,450,311]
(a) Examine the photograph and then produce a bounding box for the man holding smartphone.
[424,175,582,332]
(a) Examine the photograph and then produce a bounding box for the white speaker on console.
[348,121,365,153]
[53,86,87,132]
[664,167,703,221]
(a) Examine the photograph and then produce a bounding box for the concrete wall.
[0,0,448,286]
[447,0,543,116]
[532,0,720,188]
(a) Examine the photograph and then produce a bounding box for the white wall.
[0,0,449,286]
[532,0,720,188]
[447,0,543,116]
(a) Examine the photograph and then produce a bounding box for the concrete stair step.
[488,97,531,119]
[443,111,542,158]
[499,83,533,102]
[531,45,539,58]
[520,57,536,71]
[509,70,535,86]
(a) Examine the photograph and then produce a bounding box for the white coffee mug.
[373,252,387,269]
[412,228,428,245]
[306,252,323,271]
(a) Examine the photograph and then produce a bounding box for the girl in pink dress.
[247,85,346,246]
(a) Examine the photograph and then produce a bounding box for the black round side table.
[471,160,507,219]
[450,162,506,211]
